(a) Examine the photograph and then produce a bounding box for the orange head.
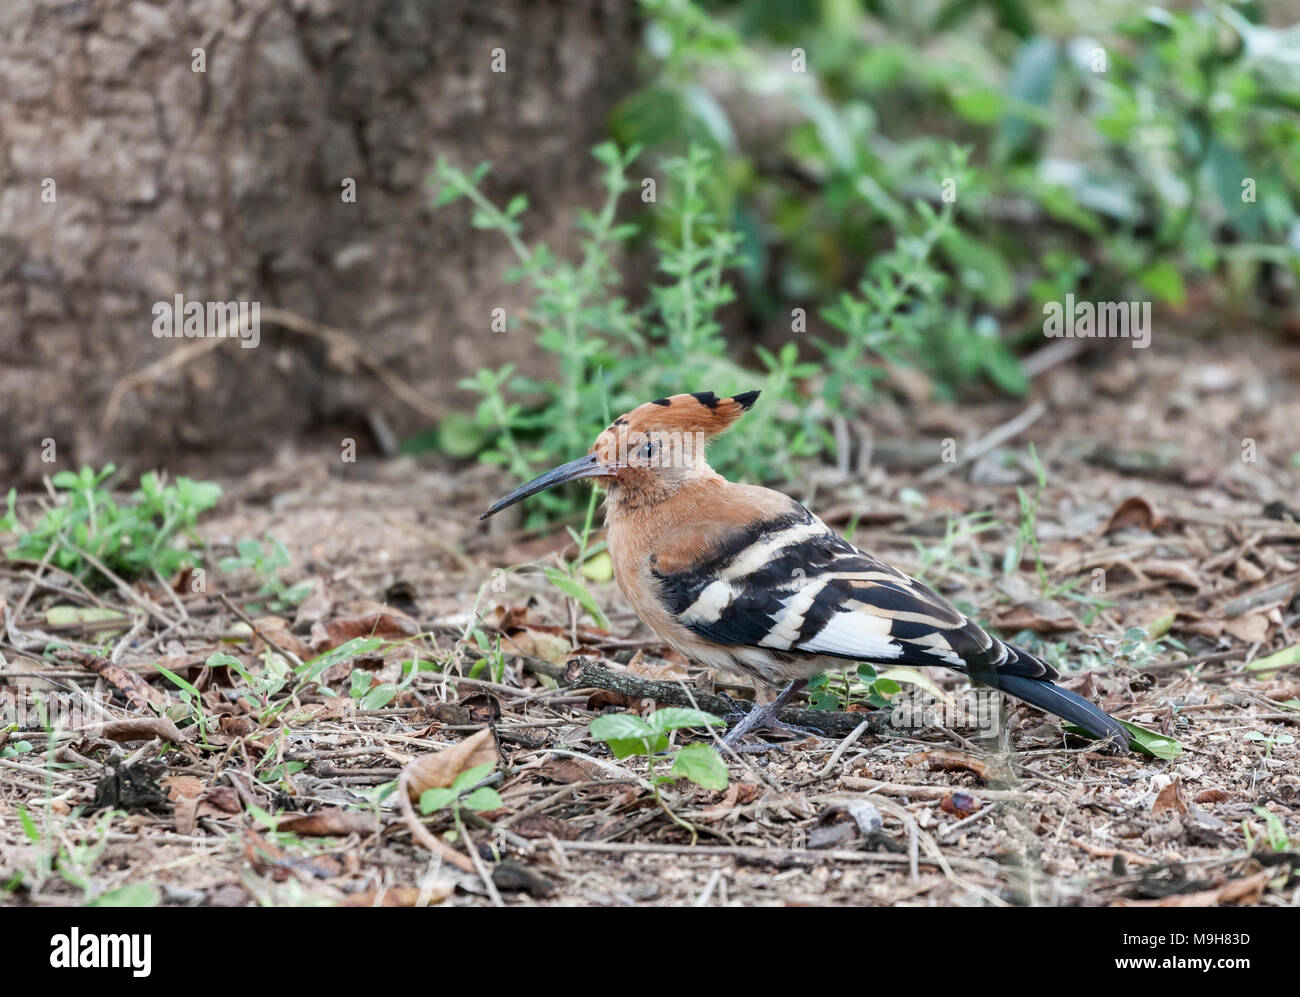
[480,390,758,519]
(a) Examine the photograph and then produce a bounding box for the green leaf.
[44,606,129,628]
[154,662,200,701]
[300,636,385,683]
[646,707,724,735]
[419,788,457,813]
[999,37,1059,154]
[580,550,614,583]
[283,581,314,604]
[451,763,497,792]
[590,713,649,743]
[876,666,950,703]
[349,669,371,698]
[1139,261,1187,306]
[671,743,729,791]
[205,651,243,670]
[360,683,398,711]
[809,690,841,710]
[462,787,503,812]
[1064,720,1183,758]
[17,806,39,843]
[89,882,160,907]
[1246,643,1300,672]
[543,567,610,629]
[591,713,663,758]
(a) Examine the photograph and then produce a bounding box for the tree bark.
[0,0,638,481]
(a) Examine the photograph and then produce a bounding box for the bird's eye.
[638,439,660,461]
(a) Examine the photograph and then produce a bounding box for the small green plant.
[590,707,727,843]
[154,662,212,742]
[418,763,503,842]
[205,635,393,728]
[808,663,947,711]
[542,489,612,629]
[432,141,822,521]
[2,467,220,586]
[1243,729,1295,759]
[1,725,33,759]
[910,510,1001,587]
[1244,806,1293,853]
[1079,626,1173,673]
[348,656,420,711]
[466,627,508,683]
[15,786,160,906]
[218,534,314,612]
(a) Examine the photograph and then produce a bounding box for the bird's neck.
[604,464,728,521]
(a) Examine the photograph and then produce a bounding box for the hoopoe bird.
[482,391,1130,751]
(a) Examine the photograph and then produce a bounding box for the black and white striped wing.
[654,504,1057,683]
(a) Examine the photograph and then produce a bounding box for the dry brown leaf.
[342,883,454,907]
[57,649,170,712]
[1140,559,1202,591]
[294,697,355,721]
[512,815,578,840]
[539,757,603,783]
[163,775,205,801]
[100,717,189,745]
[396,730,499,874]
[1153,776,1189,816]
[907,749,990,781]
[501,627,572,666]
[1223,614,1270,644]
[993,600,1078,634]
[310,602,421,653]
[249,616,309,659]
[163,774,205,835]
[200,786,242,816]
[699,783,742,822]
[1177,613,1224,639]
[1103,495,1164,534]
[1113,871,1271,907]
[1194,789,1232,805]
[697,782,759,820]
[1232,558,1265,583]
[402,728,499,801]
[277,808,375,837]
[219,714,256,737]
[292,586,332,631]
[625,648,690,681]
[174,796,199,835]
[1218,871,1271,904]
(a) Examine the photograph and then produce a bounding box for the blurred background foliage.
[435,0,1300,522]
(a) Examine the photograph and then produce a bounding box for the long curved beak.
[480,453,616,520]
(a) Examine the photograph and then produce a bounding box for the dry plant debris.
[1,339,1298,906]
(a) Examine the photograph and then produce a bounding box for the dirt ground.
[2,332,1299,907]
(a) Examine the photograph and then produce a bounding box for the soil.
[1,331,1298,907]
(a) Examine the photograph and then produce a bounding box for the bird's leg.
[723,679,820,747]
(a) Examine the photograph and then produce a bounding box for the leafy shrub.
[433,142,825,520]
[1,467,220,586]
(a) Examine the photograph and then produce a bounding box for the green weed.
[1,467,220,587]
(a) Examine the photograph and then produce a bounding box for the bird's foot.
[722,680,822,750]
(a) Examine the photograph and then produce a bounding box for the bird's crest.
[593,390,759,460]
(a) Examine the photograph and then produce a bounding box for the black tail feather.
[990,673,1131,750]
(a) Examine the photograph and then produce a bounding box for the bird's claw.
[723,695,824,750]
